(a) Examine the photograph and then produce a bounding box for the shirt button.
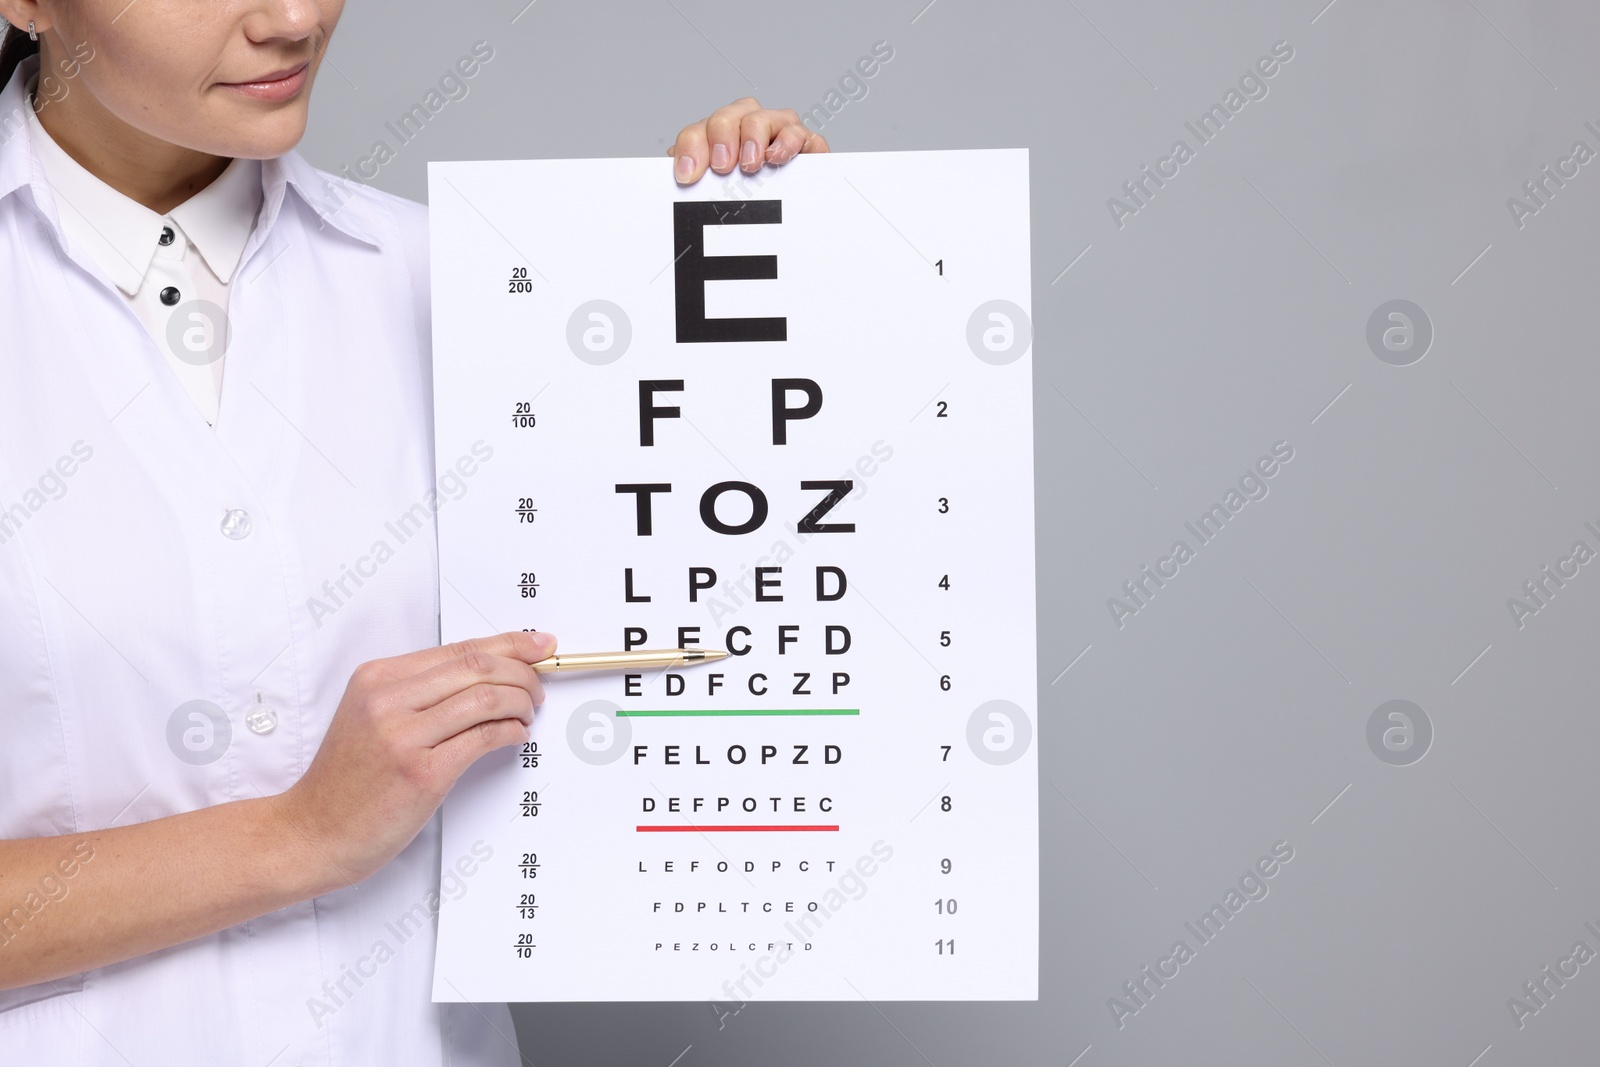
[159,225,175,246]
[245,702,278,735]
[160,286,181,306]
[220,509,252,540]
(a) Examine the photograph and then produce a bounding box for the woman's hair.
[0,22,41,96]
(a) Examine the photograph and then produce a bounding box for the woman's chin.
[196,107,310,160]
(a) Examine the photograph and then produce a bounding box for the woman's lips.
[218,61,309,102]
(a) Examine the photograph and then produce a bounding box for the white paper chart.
[427,150,1037,1002]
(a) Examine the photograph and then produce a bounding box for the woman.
[0,2,825,1062]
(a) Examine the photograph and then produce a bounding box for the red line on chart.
[636,825,840,833]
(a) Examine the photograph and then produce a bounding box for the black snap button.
[160,286,181,306]
[159,225,175,246]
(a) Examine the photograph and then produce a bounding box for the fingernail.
[711,143,730,170]
[741,139,758,168]
[675,153,694,182]
[530,632,557,657]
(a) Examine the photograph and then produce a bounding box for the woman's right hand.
[281,630,555,885]
[0,630,556,991]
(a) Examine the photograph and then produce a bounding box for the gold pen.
[531,647,728,673]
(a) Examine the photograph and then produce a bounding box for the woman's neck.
[31,48,231,215]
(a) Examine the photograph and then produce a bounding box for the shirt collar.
[0,52,383,281]
[25,76,264,294]
[259,142,384,252]
[170,154,261,286]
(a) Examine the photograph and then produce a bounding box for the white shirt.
[24,64,261,426]
[0,53,520,1067]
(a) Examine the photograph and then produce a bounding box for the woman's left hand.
[670,97,829,185]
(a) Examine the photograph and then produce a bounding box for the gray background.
[305,1,1600,1063]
